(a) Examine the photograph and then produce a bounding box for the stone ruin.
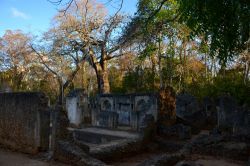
[0,90,249,166]
[0,90,160,164]
[66,89,90,127]
[66,91,158,131]
[217,95,250,135]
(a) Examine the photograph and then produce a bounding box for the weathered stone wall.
[66,89,90,127]
[217,96,250,135]
[0,92,50,154]
[92,93,158,130]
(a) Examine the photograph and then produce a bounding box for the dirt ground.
[195,159,243,166]
[0,148,245,166]
[187,155,245,166]
[111,153,245,166]
[0,149,69,166]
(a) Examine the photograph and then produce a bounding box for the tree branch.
[30,45,60,78]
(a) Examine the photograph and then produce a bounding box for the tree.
[0,30,34,91]
[131,0,250,63]
[31,26,87,105]
[53,0,127,94]
[121,0,190,90]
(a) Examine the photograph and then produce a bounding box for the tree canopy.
[0,0,249,105]
[124,0,250,64]
[179,0,250,64]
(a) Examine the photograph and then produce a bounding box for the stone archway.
[102,100,112,112]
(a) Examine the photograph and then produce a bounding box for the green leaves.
[179,0,250,64]
[129,0,249,64]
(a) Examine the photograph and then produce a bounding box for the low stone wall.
[0,92,50,154]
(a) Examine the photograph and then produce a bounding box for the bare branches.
[49,0,124,17]
[84,0,89,22]
[112,0,123,18]
[48,0,77,14]
[30,45,60,77]
[47,0,65,5]
[104,50,132,61]
[61,0,75,14]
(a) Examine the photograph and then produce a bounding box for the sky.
[0,0,137,36]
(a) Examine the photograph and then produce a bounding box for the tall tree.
[53,0,127,94]
[0,30,34,90]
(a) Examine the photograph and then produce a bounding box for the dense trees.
[130,0,249,63]
[120,0,249,102]
[0,0,249,105]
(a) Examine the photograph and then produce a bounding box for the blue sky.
[0,0,137,36]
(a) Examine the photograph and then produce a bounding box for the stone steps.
[68,127,143,162]
[69,127,140,140]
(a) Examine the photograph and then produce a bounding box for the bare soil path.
[0,149,69,166]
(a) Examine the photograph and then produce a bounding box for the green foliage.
[109,66,126,93]
[179,0,250,64]
[186,73,250,105]
[122,67,159,93]
[139,43,157,60]
[125,0,249,64]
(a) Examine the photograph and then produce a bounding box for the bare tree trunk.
[99,69,110,94]
[205,53,208,81]
[183,41,187,88]
[169,40,174,86]
[94,61,110,94]
[57,78,63,106]
[244,60,249,84]
[158,54,163,89]
[150,55,157,90]
[89,47,110,94]
[158,34,163,89]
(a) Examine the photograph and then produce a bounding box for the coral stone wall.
[0,92,50,154]
[92,93,158,130]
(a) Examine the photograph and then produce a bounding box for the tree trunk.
[95,62,110,94]
[244,60,249,84]
[158,35,163,89]
[89,47,110,94]
[99,69,110,94]
[205,53,208,81]
[57,79,64,106]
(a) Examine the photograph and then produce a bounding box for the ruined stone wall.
[66,89,90,127]
[0,92,50,154]
[217,96,250,134]
[92,93,158,130]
